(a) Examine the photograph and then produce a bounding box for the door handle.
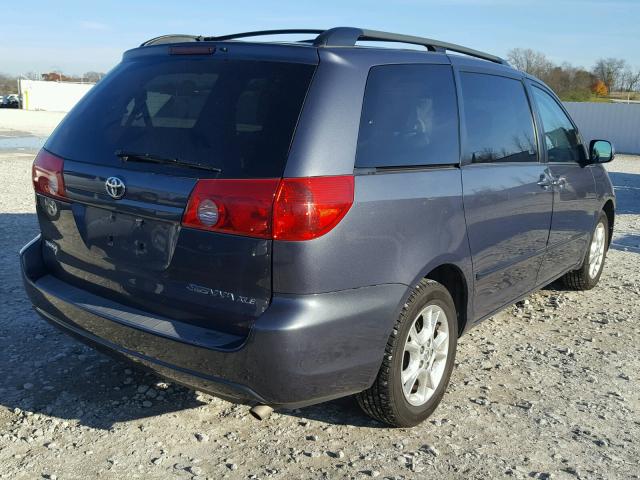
[538,172,566,189]
[537,174,553,188]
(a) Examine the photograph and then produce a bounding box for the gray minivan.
[21,27,615,427]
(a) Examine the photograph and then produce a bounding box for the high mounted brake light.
[182,176,354,241]
[169,45,216,55]
[32,149,66,200]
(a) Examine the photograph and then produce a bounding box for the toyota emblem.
[105,176,126,199]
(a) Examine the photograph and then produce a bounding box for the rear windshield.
[46,56,316,178]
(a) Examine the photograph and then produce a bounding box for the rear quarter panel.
[277,48,474,327]
[272,168,473,308]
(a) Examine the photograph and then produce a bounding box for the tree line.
[507,48,640,101]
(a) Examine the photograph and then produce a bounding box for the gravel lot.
[0,117,638,479]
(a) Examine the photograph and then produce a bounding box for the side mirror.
[589,139,614,163]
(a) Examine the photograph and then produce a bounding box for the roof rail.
[314,27,509,65]
[141,27,508,65]
[141,34,203,47]
[204,29,324,42]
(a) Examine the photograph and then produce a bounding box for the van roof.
[140,27,510,67]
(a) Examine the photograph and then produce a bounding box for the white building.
[18,79,95,113]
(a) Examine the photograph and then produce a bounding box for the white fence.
[564,102,640,155]
[18,79,95,113]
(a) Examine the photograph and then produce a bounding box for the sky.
[0,0,639,76]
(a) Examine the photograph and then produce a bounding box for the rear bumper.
[21,235,407,408]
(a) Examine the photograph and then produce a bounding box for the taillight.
[182,175,354,241]
[32,149,66,199]
[273,176,354,241]
[182,179,280,238]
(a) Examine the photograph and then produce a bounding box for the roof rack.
[315,27,509,65]
[141,34,203,47]
[205,29,325,42]
[142,27,509,65]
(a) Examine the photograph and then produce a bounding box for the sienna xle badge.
[22,27,615,427]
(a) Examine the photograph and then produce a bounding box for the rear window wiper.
[116,150,222,173]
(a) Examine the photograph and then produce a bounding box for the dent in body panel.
[273,168,472,298]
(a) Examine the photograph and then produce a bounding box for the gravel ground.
[0,145,638,479]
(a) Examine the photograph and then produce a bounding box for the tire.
[356,279,458,427]
[562,211,609,290]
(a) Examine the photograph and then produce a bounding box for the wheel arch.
[602,199,615,248]
[424,264,469,337]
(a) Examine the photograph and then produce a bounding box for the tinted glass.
[46,58,315,178]
[532,86,586,163]
[355,64,459,168]
[460,73,537,163]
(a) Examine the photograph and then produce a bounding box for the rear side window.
[531,86,586,163]
[355,64,459,168]
[46,58,315,178]
[460,73,537,164]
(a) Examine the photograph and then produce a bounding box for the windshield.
[46,56,316,178]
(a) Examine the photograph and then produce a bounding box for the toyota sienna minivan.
[21,27,615,427]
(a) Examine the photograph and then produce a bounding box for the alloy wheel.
[401,304,449,407]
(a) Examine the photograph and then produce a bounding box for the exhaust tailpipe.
[249,404,273,420]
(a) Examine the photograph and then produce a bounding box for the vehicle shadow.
[609,172,640,215]
[281,397,388,428]
[610,233,640,253]
[0,213,205,430]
